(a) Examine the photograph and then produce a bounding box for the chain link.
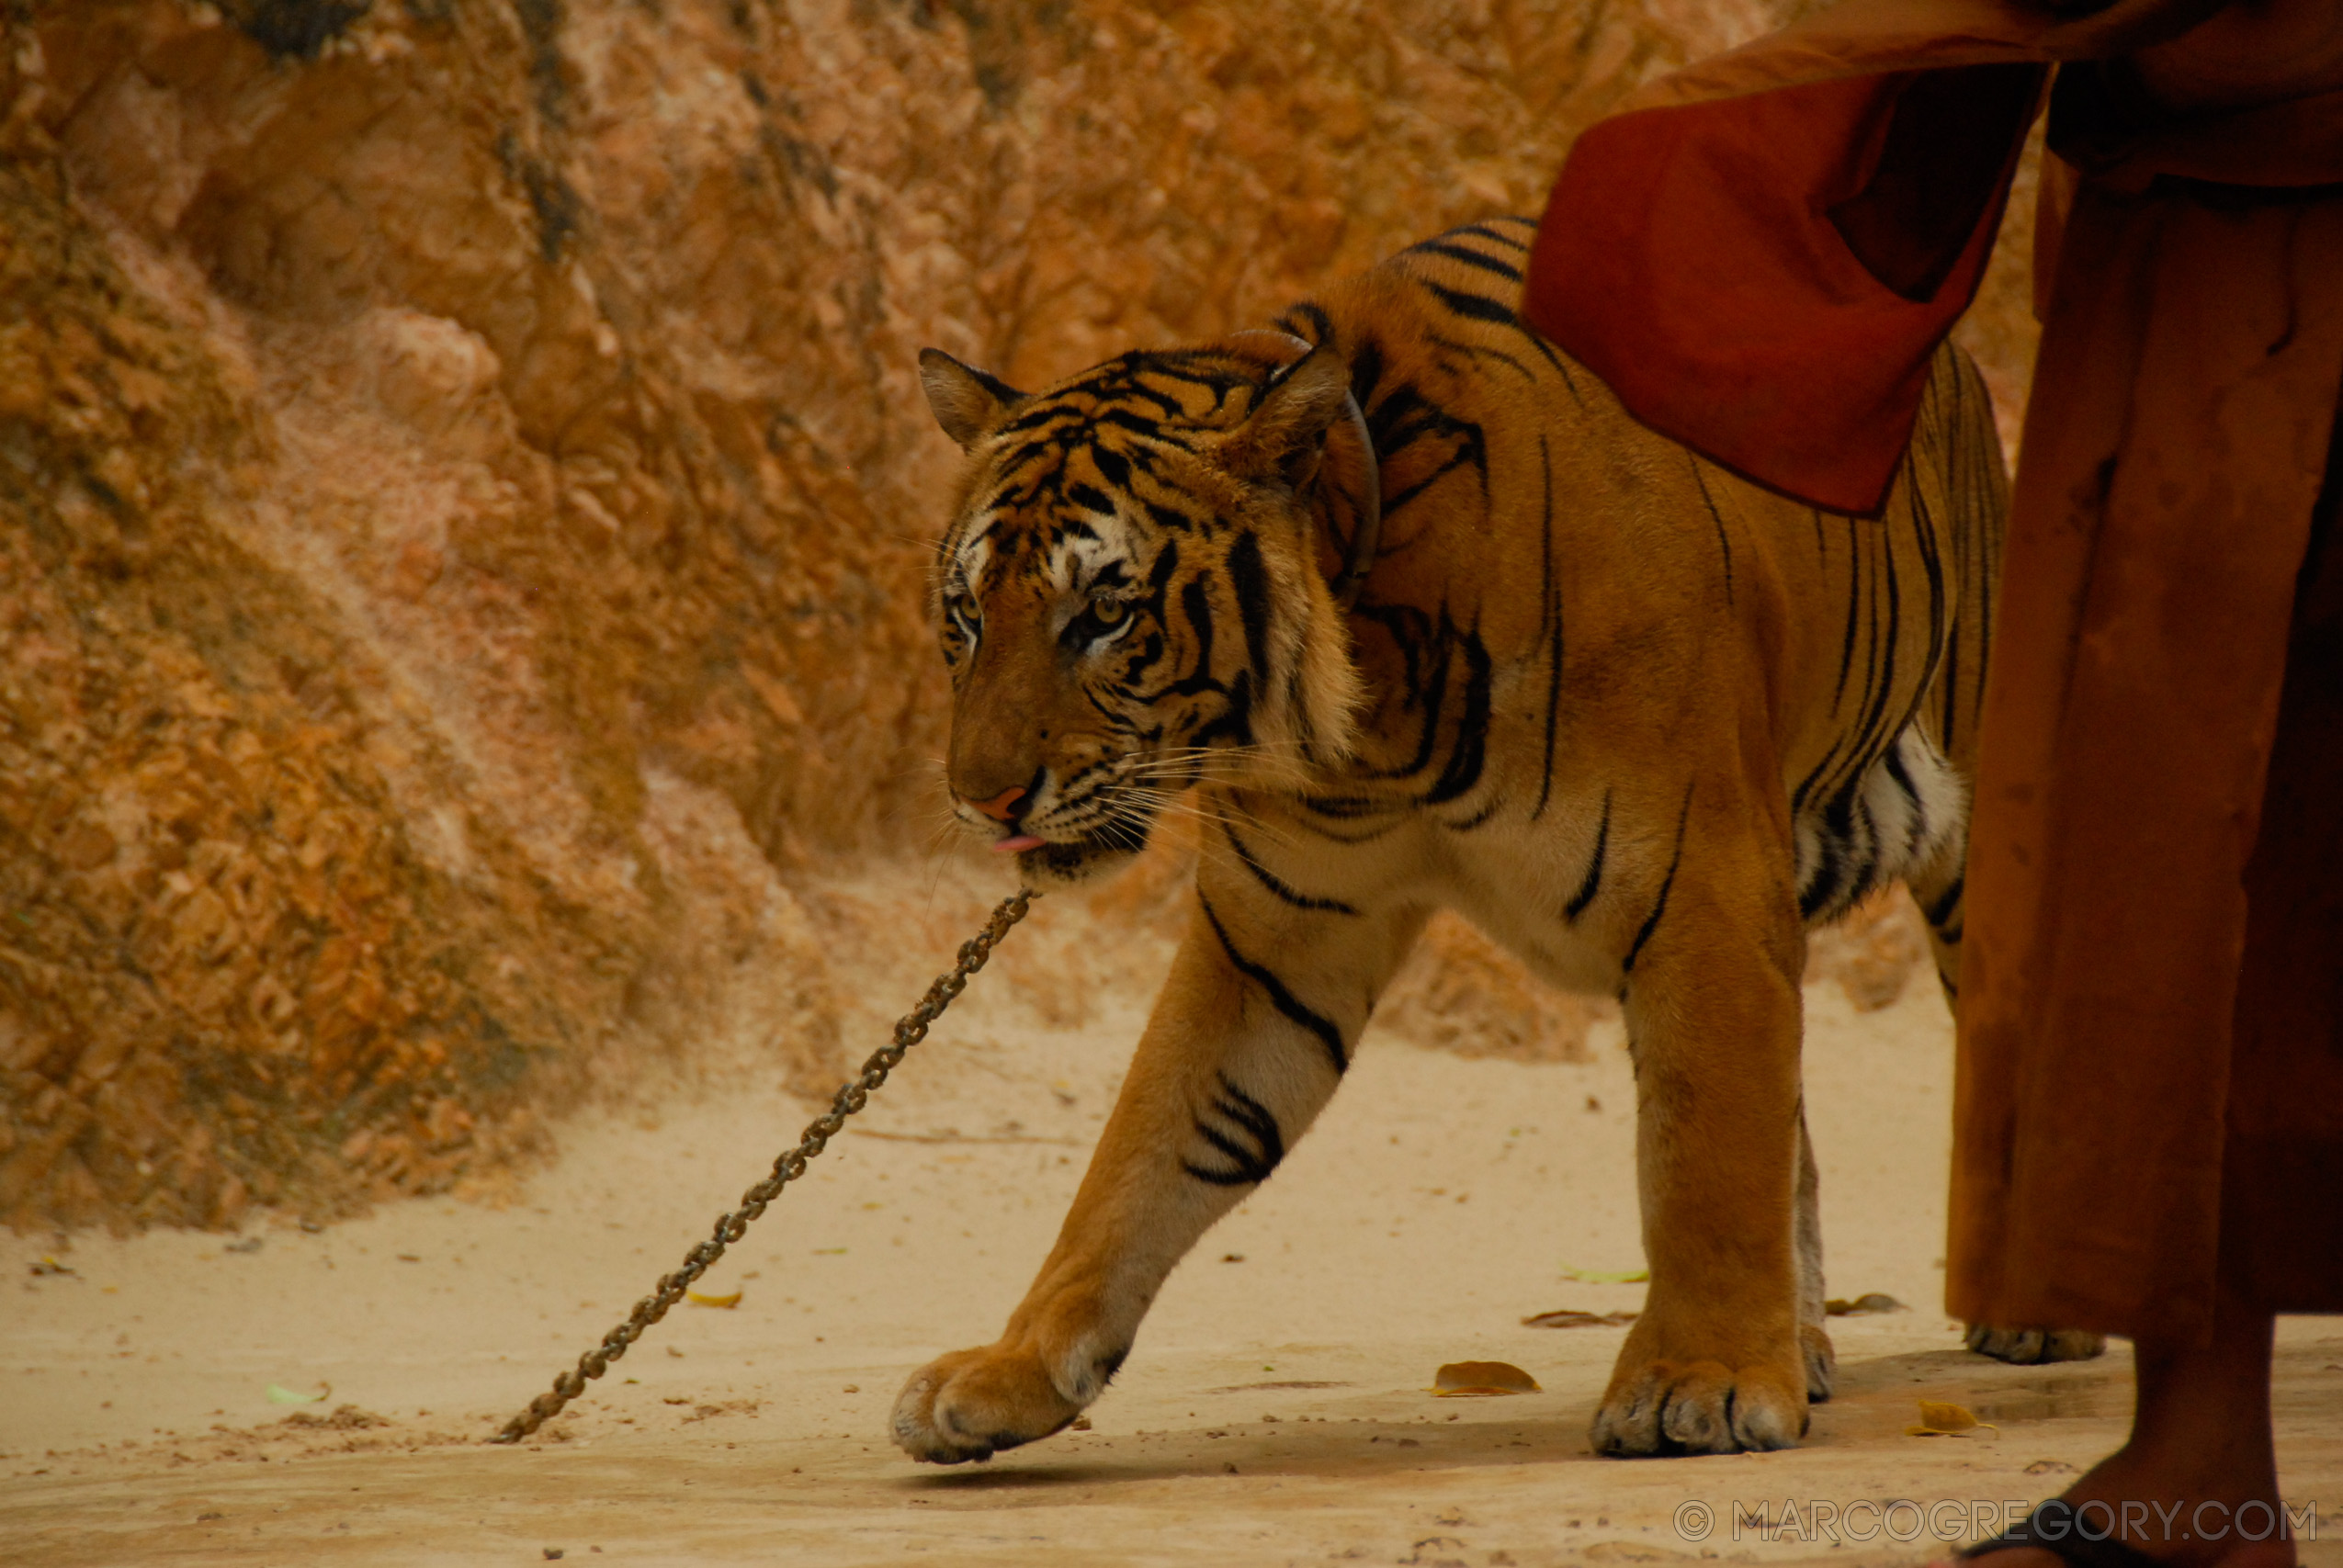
[489,887,1038,1445]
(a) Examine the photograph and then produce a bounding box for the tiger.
[890,214,2071,1461]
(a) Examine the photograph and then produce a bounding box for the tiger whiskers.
[1125,741,1316,794]
[1103,784,1318,862]
[1102,758,1318,857]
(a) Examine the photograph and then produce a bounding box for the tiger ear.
[1218,344,1353,491]
[920,348,1028,451]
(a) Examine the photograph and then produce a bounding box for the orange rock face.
[1,0,2022,1229]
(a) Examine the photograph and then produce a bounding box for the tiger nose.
[966,785,1027,822]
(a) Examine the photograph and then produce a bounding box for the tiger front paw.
[1591,1337,1809,1456]
[890,1342,1086,1464]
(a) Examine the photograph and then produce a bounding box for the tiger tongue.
[990,834,1047,854]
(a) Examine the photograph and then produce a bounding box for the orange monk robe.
[1522,0,2343,1343]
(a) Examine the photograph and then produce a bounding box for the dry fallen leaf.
[1825,1292,1908,1316]
[1432,1360,1541,1396]
[1908,1399,1998,1437]
[1522,1308,1639,1329]
[685,1290,741,1309]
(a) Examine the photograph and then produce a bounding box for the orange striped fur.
[897,217,2006,1459]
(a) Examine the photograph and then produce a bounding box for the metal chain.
[489,887,1038,1445]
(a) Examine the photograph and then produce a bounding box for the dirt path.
[6,955,2340,1566]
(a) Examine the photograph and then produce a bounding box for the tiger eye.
[1090,596,1128,626]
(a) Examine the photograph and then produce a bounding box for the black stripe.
[1422,278,1516,328]
[1503,305,1583,398]
[1143,499,1196,533]
[1187,668,1255,750]
[1423,628,1492,805]
[1463,219,1534,250]
[1182,1071,1286,1187]
[1565,789,1611,921]
[1444,796,1503,832]
[1364,387,1488,503]
[1349,605,1450,782]
[1201,896,1348,1075]
[1416,267,1580,399]
[1832,514,1862,708]
[1691,459,1733,606]
[1409,239,1524,281]
[1842,519,1906,804]
[1228,530,1272,679]
[1799,788,1855,919]
[1090,444,1132,490]
[1148,536,1182,591]
[1532,434,1565,821]
[1382,453,1479,516]
[1224,819,1361,916]
[1111,379,1187,422]
[1172,575,1219,695]
[1909,471,1950,679]
[1425,330,1537,385]
[1938,618,1963,761]
[1882,739,1930,856]
[1349,339,1384,408]
[1278,301,1335,344]
[1623,787,1694,974]
[1096,408,1164,438]
[1795,514,1872,819]
[1923,873,1965,931]
[1298,794,1387,819]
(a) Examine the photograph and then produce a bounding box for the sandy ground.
[5,895,2340,1567]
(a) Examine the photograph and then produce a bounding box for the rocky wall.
[0,0,2026,1231]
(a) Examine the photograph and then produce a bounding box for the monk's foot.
[1945,1446,2300,1568]
[1956,1540,2296,1568]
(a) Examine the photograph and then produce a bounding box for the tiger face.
[922,338,1366,888]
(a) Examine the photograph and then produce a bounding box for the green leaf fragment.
[1558,1265,1649,1284]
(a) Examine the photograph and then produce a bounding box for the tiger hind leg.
[1795,1100,1836,1402]
[1966,1325,2110,1364]
[1904,769,2108,1368]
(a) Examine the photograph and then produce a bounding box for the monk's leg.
[1956,492,2339,1568]
[1952,1277,2295,1568]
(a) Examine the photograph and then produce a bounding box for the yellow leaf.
[685,1290,741,1309]
[1432,1360,1541,1396]
[1909,1399,1998,1437]
[266,1382,331,1404]
[1558,1264,1649,1284]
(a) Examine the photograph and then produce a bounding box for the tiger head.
[921,334,1369,888]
